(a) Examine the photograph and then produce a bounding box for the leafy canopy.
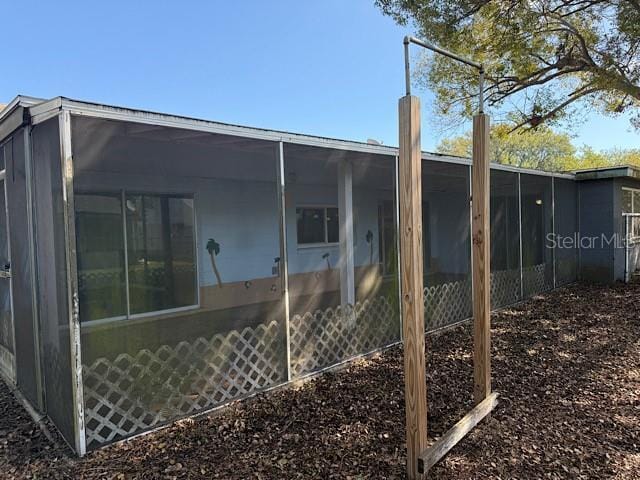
[438,124,640,171]
[376,0,640,131]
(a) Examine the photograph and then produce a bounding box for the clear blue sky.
[2,0,638,152]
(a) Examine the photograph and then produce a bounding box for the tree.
[439,124,576,171]
[438,124,640,171]
[376,0,640,131]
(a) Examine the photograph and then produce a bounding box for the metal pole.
[403,36,484,114]
[478,69,485,114]
[551,177,556,289]
[23,127,45,410]
[395,154,403,342]
[58,110,87,456]
[468,164,474,311]
[624,214,630,284]
[404,38,411,96]
[121,190,131,318]
[518,173,524,299]
[277,141,292,381]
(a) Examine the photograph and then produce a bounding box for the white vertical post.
[59,110,86,456]
[277,142,292,380]
[338,159,355,307]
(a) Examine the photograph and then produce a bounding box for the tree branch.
[509,87,599,132]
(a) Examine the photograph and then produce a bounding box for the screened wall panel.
[283,145,399,377]
[490,170,521,308]
[5,129,41,407]
[72,116,288,449]
[521,174,554,297]
[0,143,13,383]
[554,178,578,286]
[31,118,77,445]
[422,161,471,330]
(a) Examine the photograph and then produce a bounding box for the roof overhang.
[574,166,640,181]
[0,94,577,180]
[0,95,45,143]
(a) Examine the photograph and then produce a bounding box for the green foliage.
[376,0,640,130]
[437,124,640,171]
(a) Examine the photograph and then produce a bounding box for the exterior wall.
[578,179,615,283]
[613,177,640,282]
[0,101,595,455]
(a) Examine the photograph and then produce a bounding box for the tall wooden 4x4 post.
[472,113,491,405]
[398,94,427,480]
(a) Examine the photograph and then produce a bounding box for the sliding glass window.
[76,191,197,323]
[126,194,196,315]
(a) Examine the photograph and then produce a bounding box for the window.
[296,206,339,245]
[622,187,640,214]
[76,192,197,323]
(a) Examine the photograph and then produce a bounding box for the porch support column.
[338,158,355,307]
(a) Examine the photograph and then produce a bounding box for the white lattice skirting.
[424,279,472,331]
[83,320,285,449]
[523,264,553,297]
[490,269,521,309]
[289,295,400,377]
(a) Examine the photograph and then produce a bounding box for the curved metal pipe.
[403,35,485,114]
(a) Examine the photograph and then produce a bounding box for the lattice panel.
[289,295,400,378]
[490,269,521,309]
[424,279,472,331]
[83,320,285,449]
[79,265,195,290]
[523,263,553,297]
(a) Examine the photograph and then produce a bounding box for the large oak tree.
[376,0,640,131]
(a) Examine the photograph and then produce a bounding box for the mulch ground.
[1,282,639,479]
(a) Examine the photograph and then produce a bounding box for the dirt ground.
[1,282,639,479]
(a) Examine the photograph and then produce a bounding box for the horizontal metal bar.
[405,36,482,70]
[418,392,499,474]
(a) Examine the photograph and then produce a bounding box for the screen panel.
[31,117,77,445]
[554,178,578,286]
[422,160,472,330]
[72,116,287,449]
[490,169,521,308]
[521,174,554,297]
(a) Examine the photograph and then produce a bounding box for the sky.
[2,0,638,152]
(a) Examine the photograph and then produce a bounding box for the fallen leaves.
[0,282,639,479]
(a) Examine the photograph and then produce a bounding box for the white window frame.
[622,187,640,214]
[296,205,339,248]
[76,189,200,327]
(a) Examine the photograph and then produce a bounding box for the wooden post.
[472,113,491,405]
[398,95,428,480]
